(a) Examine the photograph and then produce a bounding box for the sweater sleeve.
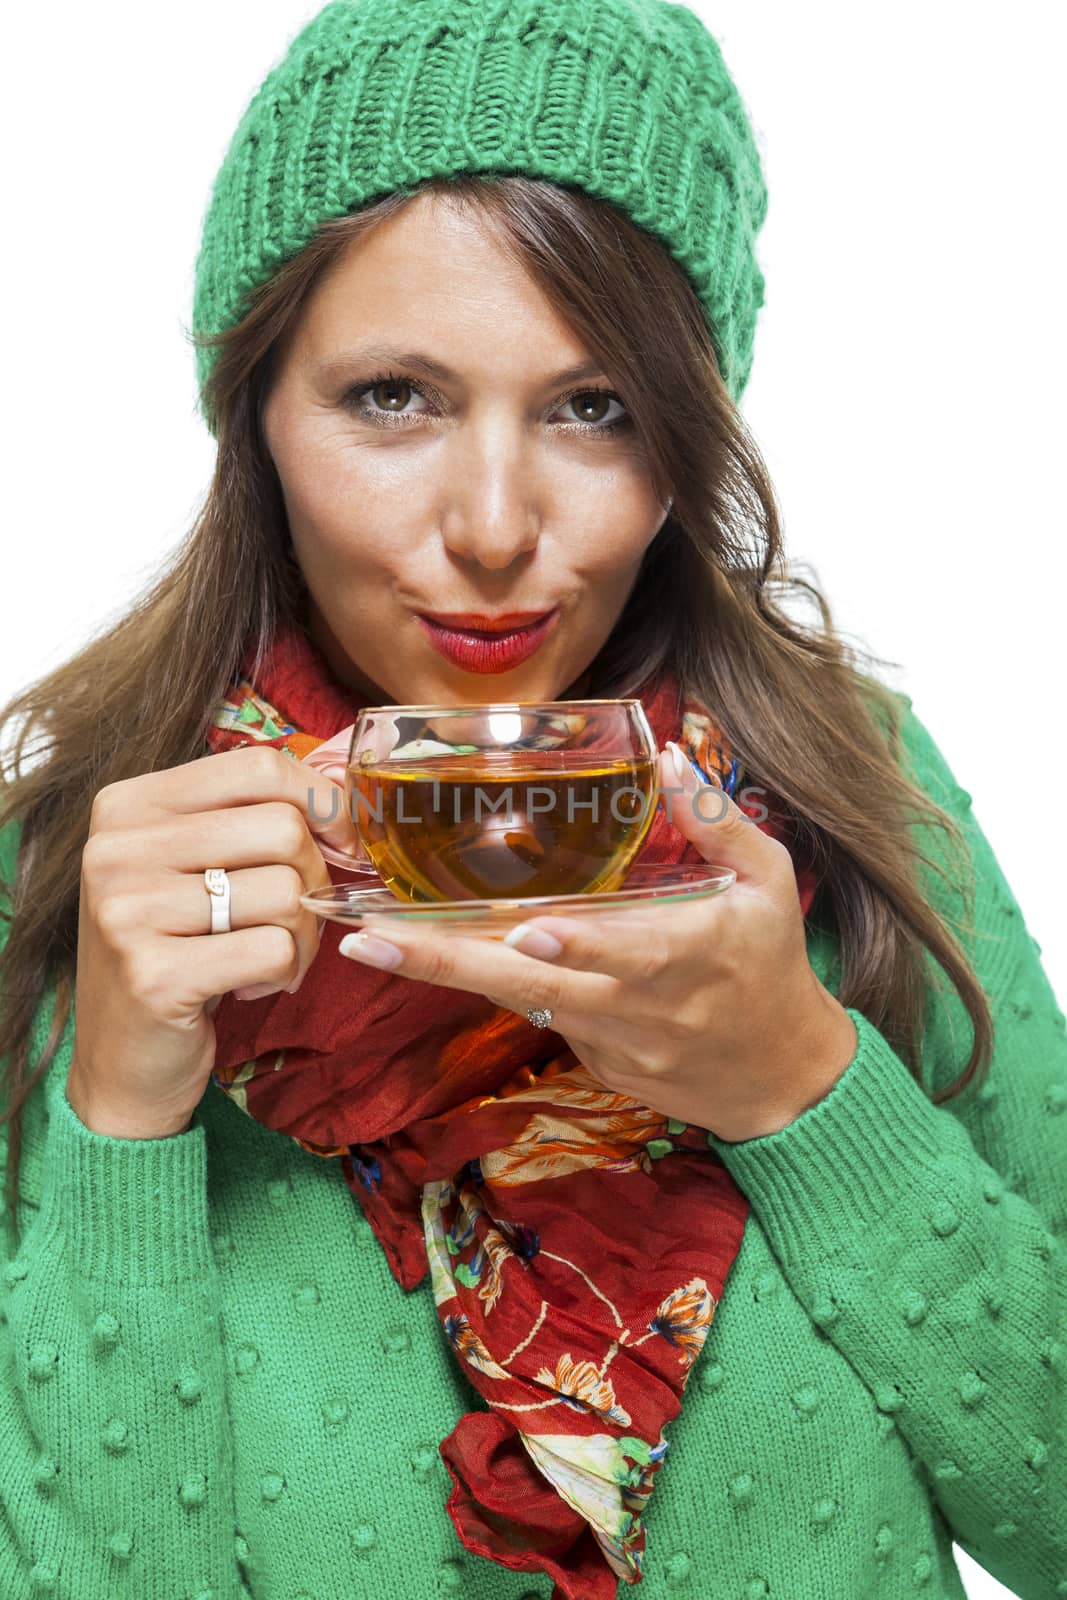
[0,818,246,1598]
[705,694,1067,1600]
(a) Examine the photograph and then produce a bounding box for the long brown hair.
[0,174,992,1240]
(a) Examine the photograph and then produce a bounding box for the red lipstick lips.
[415,607,560,673]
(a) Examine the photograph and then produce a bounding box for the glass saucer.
[300,861,735,938]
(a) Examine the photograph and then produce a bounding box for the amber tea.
[348,750,658,901]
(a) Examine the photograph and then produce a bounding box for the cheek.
[288,509,377,586]
[565,522,657,590]
[282,448,425,576]
[563,469,664,571]
[277,413,424,507]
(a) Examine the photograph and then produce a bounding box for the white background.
[3,6,1064,1594]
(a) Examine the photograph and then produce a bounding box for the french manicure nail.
[503,923,564,959]
[667,740,695,787]
[338,931,404,969]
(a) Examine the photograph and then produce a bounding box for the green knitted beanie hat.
[191,0,768,435]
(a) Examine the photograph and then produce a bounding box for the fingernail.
[503,923,564,959]
[666,740,694,787]
[233,981,285,1001]
[338,930,404,969]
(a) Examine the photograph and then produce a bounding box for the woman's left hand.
[339,742,858,1143]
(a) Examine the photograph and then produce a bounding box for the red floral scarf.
[205,617,819,1600]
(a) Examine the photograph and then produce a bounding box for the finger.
[99,870,326,979]
[85,803,336,892]
[92,744,358,855]
[142,924,305,1009]
[484,998,625,1053]
[344,917,624,1020]
[119,864,323,937]
[500,903,709,985]
[660,743,791,887]
[202,862,327,995]
[483,992,639,1056]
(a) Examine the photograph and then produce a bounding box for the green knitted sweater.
[1,693,1065,1600]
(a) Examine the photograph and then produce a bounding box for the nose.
[439,451,541,570]
[442,512,540,570]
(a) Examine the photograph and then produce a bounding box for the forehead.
[291,192,593,379]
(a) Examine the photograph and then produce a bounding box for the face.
[261,190,670,707]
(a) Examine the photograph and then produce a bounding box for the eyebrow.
[312,346,611,389]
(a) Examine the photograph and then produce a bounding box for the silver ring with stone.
[526,1007,554,1029]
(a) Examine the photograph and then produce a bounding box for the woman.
[1,0,1063,1596]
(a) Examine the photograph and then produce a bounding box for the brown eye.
[370,377,413,413]
[570,392,613,424]
[342,373,433,426]
[561,389,629,432]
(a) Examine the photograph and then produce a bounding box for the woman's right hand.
[68,744,359,1140]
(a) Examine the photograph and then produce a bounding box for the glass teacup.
[342,700,658,902]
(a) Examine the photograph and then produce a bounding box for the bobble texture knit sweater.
[1,691,1065,1600]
